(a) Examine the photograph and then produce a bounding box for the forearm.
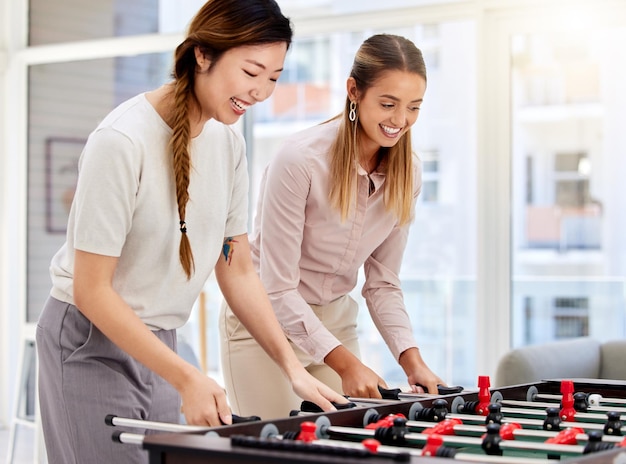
[324,345,386,397]
[75,284,197,391]
[398,347,426,375]
[363,247,416,361]
[219,269,303,380]
[324,345,360,376]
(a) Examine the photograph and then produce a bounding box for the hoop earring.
[349,101,357,122]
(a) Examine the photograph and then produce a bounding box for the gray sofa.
[494,337,626,387]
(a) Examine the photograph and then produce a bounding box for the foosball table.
[108,377,626,464]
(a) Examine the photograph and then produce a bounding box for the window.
[511,25,626,348]
[553,297,589,339]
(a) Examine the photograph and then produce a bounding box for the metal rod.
[106,415,212,433]
[501,399,626,414]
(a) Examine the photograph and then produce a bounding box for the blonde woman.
[221,34,447,420]
[36,1,347,463]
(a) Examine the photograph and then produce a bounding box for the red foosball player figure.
[297,421,318,443]
[422,434,444,456]
[559,380,576,422]
[365,413,407,430]
[281,421,318,442]
[459,375,492,416]
[476,375,491,415]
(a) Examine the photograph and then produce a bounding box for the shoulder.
[101,94,163,130]
[274,119,339,165]
[92,94,169,147]
[294,118,339,149]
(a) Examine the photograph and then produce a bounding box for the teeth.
[381,124,401,135]
[231,97,250,111]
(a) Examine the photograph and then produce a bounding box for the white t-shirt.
[50,93,249,330]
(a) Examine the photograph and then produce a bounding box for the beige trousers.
[219,294,360,420]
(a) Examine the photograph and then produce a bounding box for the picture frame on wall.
[45,136,85,234]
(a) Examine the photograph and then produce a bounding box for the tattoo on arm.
[222,237,239,265]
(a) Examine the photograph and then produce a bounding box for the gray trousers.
[36,296,180,464]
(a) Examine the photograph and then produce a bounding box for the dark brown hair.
[170,0,292,278]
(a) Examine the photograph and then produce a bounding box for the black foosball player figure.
[584,430,622,454]
[573,392,589,412]
[543,407,562,431]
[413,398,450,422]
[604,411,623,436]
[374,417,409,447]
[486,403,504,425]
[481,423,504,456]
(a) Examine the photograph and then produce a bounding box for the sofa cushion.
[494,337,602,387]
[599,340,626,380]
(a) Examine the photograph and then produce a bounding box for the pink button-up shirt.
[249,119,422,363]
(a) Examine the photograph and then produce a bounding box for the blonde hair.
[328,34,426,226]
[168,0,292,278]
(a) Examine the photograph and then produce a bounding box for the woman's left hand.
[408,370,446,394]
[400,347,446,394]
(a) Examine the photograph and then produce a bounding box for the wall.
[0,0,9,427]
[0,0,27,429]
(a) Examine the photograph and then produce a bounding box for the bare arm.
[73,249,232,426]
[324,345,387,398]
[399,347,446,394]
[215,234,348,410]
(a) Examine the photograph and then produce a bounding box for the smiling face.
[193,42,288,125]
[348,69,426,159]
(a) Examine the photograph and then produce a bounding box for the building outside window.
[511,26,626,348]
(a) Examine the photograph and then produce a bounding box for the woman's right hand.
[340,362,387,398]
[179,369,233,427]
[325,345,387,398]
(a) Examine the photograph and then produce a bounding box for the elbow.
[73,278,89,311]
[72,271,102,314]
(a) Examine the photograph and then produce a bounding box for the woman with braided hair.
[36,1,347,462]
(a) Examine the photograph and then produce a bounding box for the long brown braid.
[168,0,292,279]
[170,70,195,278]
